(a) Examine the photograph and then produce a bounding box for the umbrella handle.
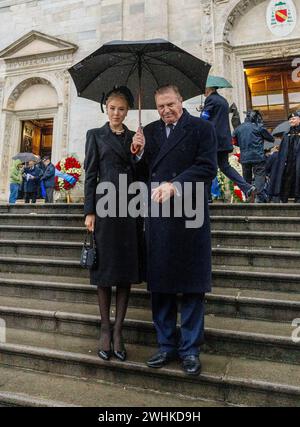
[138,53,142,128]
[131,126,144,155]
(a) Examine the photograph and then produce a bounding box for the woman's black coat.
[269,128,300,198]
[84,123,142,286]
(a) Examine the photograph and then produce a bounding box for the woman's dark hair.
[100,86,134,113]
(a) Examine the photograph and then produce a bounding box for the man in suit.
[133,85,217,376]
[41,156,56,203]
[202,87,256,202]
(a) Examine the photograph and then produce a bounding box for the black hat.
[100,86,134,113]
[288,111,300,119]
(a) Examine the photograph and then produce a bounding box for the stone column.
[0,111,16,201]
[144,0,169,39]
[100,0,124,42]
[200,0,215,66]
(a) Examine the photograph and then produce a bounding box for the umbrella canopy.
[272,120,290,137]
[68,39,211,120]
[12,153,40,163]
[206,75,233,89]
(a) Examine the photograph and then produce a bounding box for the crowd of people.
[201,86,300,204]
[9,156,55,204]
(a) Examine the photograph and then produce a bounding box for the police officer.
[232,110,274,203]
[202,86,256,202]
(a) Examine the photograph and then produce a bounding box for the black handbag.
[80,231,97,269]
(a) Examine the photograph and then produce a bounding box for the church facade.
[0,0,299,201]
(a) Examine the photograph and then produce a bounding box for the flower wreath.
[55,156,82,192]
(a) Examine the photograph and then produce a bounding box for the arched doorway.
[0,77,60,199]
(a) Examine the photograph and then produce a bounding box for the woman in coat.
[270,112,300,203]
[84,86,142,362]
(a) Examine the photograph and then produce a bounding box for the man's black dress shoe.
[182,355,201,376]
[98,349,112,361]
[147,351,177,368]
[113,348,127,362]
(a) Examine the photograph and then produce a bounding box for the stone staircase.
[0,203,299,407]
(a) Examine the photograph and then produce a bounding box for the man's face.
[289,116,300,128]
[43,159,50,166]
[28,161,34,168]
[155,90,183,125]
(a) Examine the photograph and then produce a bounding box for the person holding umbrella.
[269,111,300,203]
[133,84,217,376]
[201,76,256,202]
[84,86,143,362]
[69,38,215,370]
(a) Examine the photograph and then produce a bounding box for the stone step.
[212,248,300,270]
[2,203,300,218]
[0,240,83,260]
[211,216,300,232]
[0,226,85,242]
[212,231,300,250]
[0,242,299,270]
[1,226,299,252]
[0,295,299,365]
[0,213,84,227]
[0,234,299,261]
[213,266,300,292]
[0,256,299,291]
[0,327,299,406]
[0,256,87,277]
[0,204,84,215]
[210,203,300,217]
[0,275,299,322]
[0,365,218,408]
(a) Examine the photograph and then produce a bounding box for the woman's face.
[289,116,300,128]
[106,96,128,127]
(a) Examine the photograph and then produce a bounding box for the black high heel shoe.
[98,348,112,361]
[112,334,127,362]
[98,329,112,361]
[113,347,127,362]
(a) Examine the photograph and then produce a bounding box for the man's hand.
[151,183,176,204]
[85,214,96,232]
[131,127,145,155]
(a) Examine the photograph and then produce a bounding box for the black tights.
[97,286,131,352]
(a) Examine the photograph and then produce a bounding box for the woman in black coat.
[84,87,142,362]
[270,112,300,203]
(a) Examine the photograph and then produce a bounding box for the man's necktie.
[166,124,175,139]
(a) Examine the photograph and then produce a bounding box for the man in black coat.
[41,156,56,203]
[133,85,217,376]
[232,110,274,203]
[270,112,300,203]
[202,87,256,202]
[23,160,41,204]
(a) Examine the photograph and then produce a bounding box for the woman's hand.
[85,214,96,232]
[131,127,145,155]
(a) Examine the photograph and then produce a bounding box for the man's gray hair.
[154,85,182,99]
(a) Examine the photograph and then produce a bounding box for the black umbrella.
[272,121,290,137]
[68,39,211,125]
